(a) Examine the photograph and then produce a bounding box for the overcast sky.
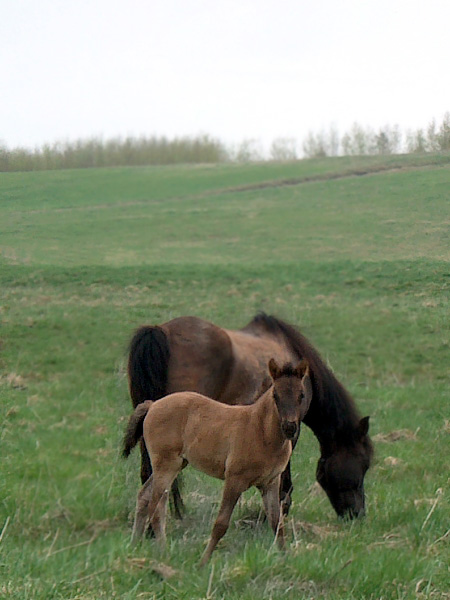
[1,0,449,151]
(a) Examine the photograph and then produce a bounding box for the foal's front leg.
[261,475,285,549]
[200,477,246,566]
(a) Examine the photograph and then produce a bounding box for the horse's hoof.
[281,496,292,516]
[173,508,184,520]
[145,525,156,538]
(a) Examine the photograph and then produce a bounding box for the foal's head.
[268,358,312,440]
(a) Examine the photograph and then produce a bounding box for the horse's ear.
[359,416,370,437]
[268,358,281,380]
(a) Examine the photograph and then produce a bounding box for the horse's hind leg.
[200,477,245,566]
[140,438,152,484]
[171,477,185,520]
[261,476,285,549]
[131,475,153,544]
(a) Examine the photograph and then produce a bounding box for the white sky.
[1,0,449,151]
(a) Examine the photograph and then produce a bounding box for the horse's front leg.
[200,477,246,566]
[279,460,293,516]
[261,475,285,549]
[279,426,300,515]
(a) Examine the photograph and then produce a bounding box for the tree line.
[0,114,449,171]
[299,113,450,159]
[0,135,228,172]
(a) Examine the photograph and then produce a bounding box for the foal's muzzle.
[282,421,298,440]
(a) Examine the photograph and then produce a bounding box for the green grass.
[1,154,449,599]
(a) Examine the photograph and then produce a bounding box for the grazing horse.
[127,312,373,519]
[123,360,312,565]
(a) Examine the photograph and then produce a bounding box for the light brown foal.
[123,359,312,565]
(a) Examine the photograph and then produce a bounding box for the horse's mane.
[243,313,370,450]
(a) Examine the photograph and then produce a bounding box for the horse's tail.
[127,325,170,407]
[122,400,153,458]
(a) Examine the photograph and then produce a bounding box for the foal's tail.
[127,325,170,407]
[122,400,153,458]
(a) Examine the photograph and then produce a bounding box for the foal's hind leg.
[147,457,183,547]
[261,475,285,549]
[141,443,184,534]
[131,475,153,544]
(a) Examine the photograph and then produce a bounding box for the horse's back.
[222,329,294,405]
[161,316,234,400]
[160,315,295,406]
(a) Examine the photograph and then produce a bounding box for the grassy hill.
[1,154,449,599]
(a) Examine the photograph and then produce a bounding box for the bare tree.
[270,137,298,161]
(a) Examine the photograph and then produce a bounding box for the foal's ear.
[299,360,313,408]
[268,358,281,380]
[358,416,370,437]
[295,359,309,378]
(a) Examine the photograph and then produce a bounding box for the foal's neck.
[253,389,285,447]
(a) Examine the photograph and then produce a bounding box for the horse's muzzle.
[339,505,365,520]
[337,491,366,520]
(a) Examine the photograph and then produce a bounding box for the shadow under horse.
[127,312,373,519]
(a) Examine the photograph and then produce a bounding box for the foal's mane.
[274,363,303,378]
[252,362,299,403]
[243,313,368,448]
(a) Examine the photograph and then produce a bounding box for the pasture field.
[1,154,449,599]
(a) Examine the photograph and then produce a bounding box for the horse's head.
[316,416,372,519]
[268,358,312,440]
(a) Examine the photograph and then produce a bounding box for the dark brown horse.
[123,360,312,564]
[127,313,373,519]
